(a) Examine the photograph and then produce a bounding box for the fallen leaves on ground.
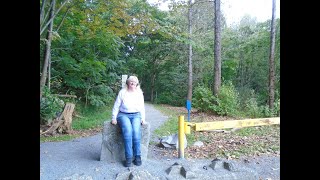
[152,105,280,160]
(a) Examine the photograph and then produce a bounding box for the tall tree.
[213,0,221,96]
[187,0,193,101]
[40,0,56,98]
[268,0,277,110]
[40,0,71,98]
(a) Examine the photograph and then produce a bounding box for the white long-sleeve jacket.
[112,88,145,122]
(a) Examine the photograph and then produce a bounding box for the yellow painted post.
[184,122,191,134]
[178,115,185,159]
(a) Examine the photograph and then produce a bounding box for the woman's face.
[128,80,138,89]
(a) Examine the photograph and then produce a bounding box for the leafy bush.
[260,98,280,117]
[212,82,240,117]
[86,85,114,107]
[191,83,279,118]
[273,98,280,116]
[241,90,262,118]
[192,86,215,113]
[244,97,261,118]
[40,87,65,124]
[193,82,240,117]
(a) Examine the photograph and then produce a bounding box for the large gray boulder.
[100,121,150,162]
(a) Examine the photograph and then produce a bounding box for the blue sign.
[186,100,191,111]
[186,100,191,122]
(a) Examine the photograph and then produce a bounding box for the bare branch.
[53,94,77,98]
[40,0,47,24]
[40,0,72,36]
[40,0,53,32]
[56,6,71,32]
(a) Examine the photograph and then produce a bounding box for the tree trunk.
[150,73,155,103]
[40,0,55,98]
[48,55,51,90]
[213,0,221,96]
[269,0,277,110]
[187,0,193,101]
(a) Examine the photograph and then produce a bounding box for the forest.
[40,0,280,127]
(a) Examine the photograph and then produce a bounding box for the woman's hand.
[111,119,117,125]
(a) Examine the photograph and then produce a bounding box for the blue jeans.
[117,112,141,159]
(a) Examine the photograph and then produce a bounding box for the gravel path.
[40,103,280,180]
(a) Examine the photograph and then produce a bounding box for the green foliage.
[153,117,179,138]
[193,82,241,117]
[40,87,65,124]
[259,99,280,117]
[40,101,113,142]
[243,93,280,118]
[212,82,241,117]
[40,134,79,142]
[236,125,275,137]
[154,91,185,107]
[273,98,280,116]
[243,96,261,118]
[221,59,238,82]
[239,89,262,118]
[41,0,280,127]
[192,86,215,113]
[72,102,113,130]
[48,2,127,106]
[86,85,114,107]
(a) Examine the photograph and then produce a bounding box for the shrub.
[212,81,240,117]
[192,86,215,113]
[259,98,280,117]
[40,87,65,124]
[244,97,262,118]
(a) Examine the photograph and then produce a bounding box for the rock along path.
[40,103,280,180]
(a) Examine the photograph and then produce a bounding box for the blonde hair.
[125,75,143,92]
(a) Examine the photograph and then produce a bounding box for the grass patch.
[235,125,280,137]
[40,134,79,142]
[153,118,178,137]
[152,104,179,137]
[152,104,196,144]
[40,103,113,142]
[72,103,113,130]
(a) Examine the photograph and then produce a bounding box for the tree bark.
[150,73,155,103]
[213,0,221,96]
[187,0,193,101]
[48,55,51,90]
[269,0,277,110]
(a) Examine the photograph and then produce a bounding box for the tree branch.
[40,0,72,36]
[53,94,77,98]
